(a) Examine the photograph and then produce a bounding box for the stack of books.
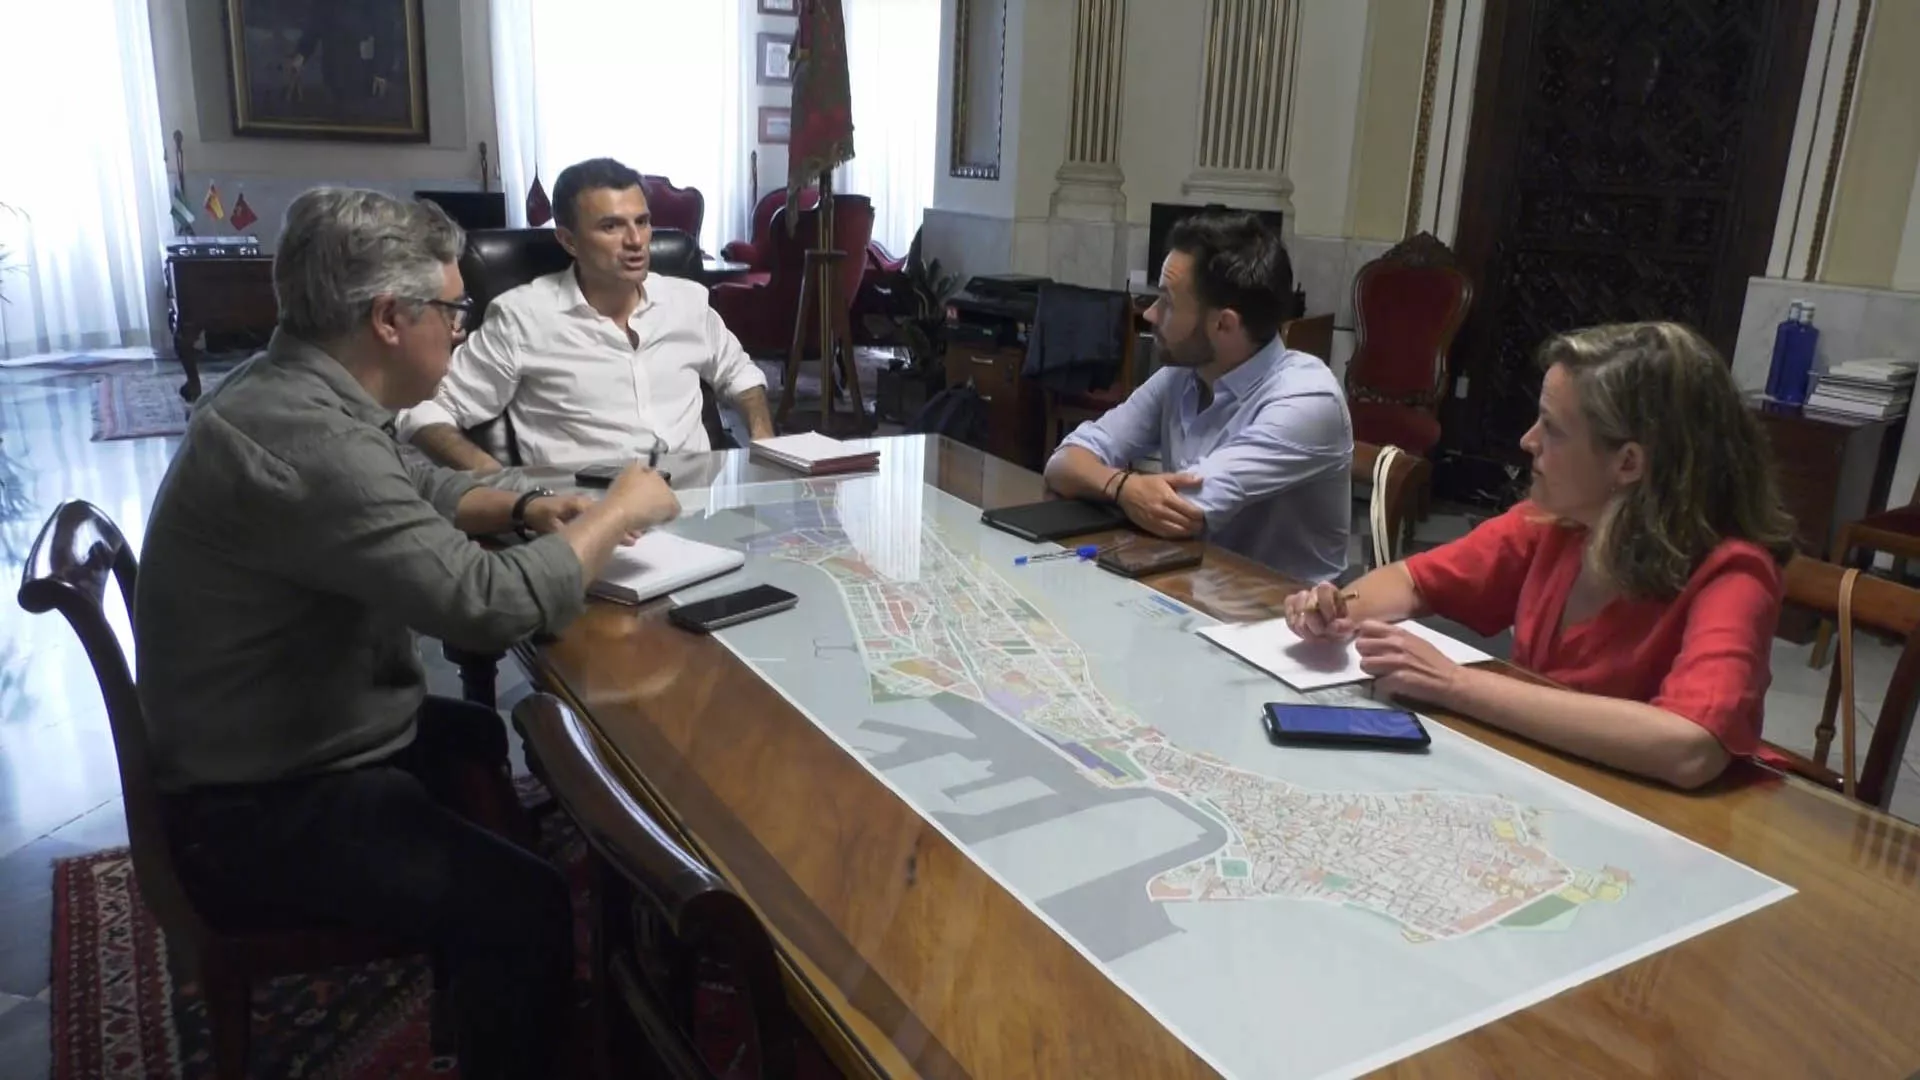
[749,432,881,476]
[1804,359,1918,422]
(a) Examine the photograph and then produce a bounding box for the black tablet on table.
[980,499,1129,542]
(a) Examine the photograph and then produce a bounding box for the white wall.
[932,0,1027,219]
[1005,0,1377,233]
[1010,0,1073,221]
[929,0,1428,238]
[1285,0,1371,238]
[1896,149,1920,293]
[747,1,797,203]
[1113,0,1210,225]
[149,0,494,249]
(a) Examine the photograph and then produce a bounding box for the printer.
[946,273,1050,348]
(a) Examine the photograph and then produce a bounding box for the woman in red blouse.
[1284,322,1795,788]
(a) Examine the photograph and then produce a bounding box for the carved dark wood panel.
[1439,0,1815,499]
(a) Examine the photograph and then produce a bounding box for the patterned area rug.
[91,370,226,441]
[50,780,588,1079]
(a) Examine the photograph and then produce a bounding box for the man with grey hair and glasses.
[135,188,675,1077]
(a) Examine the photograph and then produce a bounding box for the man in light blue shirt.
[1044,211,1352,581]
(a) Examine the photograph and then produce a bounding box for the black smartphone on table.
[1261,703,1431,751]
[575,463,670,487]
[668,585,798,633]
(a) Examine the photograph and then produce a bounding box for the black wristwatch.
[511,487,555,541]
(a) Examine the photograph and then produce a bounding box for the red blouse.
[1403,503,1784,756]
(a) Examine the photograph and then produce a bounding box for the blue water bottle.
[1766,301,1820,405]
[1764,302,1799,401]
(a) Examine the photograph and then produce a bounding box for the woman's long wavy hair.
[1541,322,1796,599]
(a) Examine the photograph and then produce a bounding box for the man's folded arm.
[1184,396,1350,530]
[275,431,585,652]
[1044,371,1174,499]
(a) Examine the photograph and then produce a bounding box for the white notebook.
[749,432,880,474]
[1197,616,1493,690]
[588,530,745,605]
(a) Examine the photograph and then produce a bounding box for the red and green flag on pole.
[785,0,854,231]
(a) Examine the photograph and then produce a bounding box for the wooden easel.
[776,172,871,435]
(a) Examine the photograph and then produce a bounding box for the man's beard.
[1155,326,1214,369]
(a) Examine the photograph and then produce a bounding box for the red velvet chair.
[710,194,874,358]
[638,174,705,245]
[1345,232,1473,456]
[721,187,822,284]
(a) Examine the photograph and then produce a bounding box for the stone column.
[1049,0,1129,221]
[1045,0,1131,287]
[1182,0,1298,215]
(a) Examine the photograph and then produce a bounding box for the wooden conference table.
[513,435,1920,1078]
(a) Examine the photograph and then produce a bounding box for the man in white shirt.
[398,157,775,471]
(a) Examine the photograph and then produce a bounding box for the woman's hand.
[1283,582,1355,641]
[1355,620,1465,706]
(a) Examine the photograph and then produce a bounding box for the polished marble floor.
[0,351,1914,1077]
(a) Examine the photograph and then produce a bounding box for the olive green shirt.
[135,331,584,791]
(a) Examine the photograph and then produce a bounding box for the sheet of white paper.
[1196,616,1494,690]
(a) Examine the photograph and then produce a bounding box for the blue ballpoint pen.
[1014,544,1101,566]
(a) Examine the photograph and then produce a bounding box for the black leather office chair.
[455,227,730,463]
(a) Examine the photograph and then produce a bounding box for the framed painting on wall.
[758,107,792,144]
[223,0,429,142]
[756,33,793,87]
[757,0,797,13]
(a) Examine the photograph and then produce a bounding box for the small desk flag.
[229,191,258,232]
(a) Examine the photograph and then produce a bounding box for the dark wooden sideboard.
[942,341,1045,470]
[1753,400,1901,639]
[166,255,277,401]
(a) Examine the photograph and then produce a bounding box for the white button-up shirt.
[395,268,767,463]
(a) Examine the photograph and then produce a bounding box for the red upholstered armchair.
[639,175,705,245]
[1346,232,1473,456]
[721,187,821,281]
[709,194,875,357]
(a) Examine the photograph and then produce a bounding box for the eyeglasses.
[406,296,476,333]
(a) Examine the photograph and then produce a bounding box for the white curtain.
[490,0,751,255]
[837,0,941,257]
[0,0,171,359]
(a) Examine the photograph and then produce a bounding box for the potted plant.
[867,226,961,424]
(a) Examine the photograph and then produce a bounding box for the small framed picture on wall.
[758,106,792,144]
[756,33,793,86]
[757,0,797,13]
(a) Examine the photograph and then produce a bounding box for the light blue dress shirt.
[1060,338,1352,581]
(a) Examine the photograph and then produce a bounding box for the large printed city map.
[663,466,1792,1080]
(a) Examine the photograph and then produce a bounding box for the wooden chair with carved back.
[15,500,446,1079]
[513,693,827,1079]
[1770,555,1920,809]
[1346,231,1473,459]
[1353,442,1431,572]
[1811,470,1920,669]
